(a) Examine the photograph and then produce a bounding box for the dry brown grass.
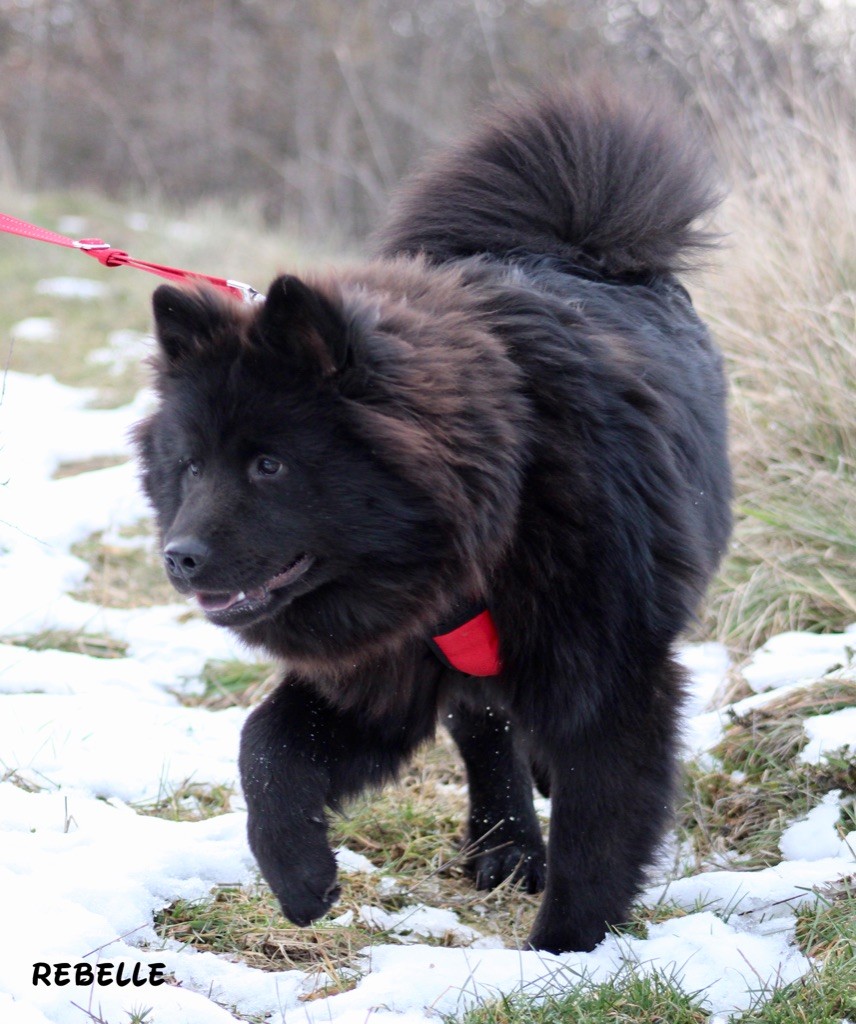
[70,525,179,609]
[1,627,129,659]
[153,731,544,982]
[678,678,856,870]
[695,81,856,651]
[717,679,856,774]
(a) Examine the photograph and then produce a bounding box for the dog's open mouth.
[195,553,315,619]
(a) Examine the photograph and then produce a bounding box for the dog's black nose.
[163,537,210,581]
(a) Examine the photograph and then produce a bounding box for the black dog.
[135,83,731,953]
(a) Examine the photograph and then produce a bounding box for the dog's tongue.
[194,558,311,614]
[196,588,265,612]
[197,592,240,612]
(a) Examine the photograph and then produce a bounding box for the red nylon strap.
[431,608,502,677]
[0,212,259,303]
[0,212,80,249]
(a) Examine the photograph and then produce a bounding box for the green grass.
[736,881,856,1023]
[179,659,278,710]
[332,790,464,875]
[795,880,855,964]
[457,970,709,1024]
[455,884,856,1024]
[738,981,856,1024]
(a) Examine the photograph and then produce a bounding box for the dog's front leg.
[239,680,341,925]
[239,671,436,926]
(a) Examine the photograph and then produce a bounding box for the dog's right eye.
[183,458,201,477]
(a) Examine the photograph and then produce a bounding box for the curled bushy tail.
[374,81,721,278]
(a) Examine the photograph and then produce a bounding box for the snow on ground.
[9,318,57,344]
[34,278,109,301]
[0,369,854,1024]
[87,330,154,376]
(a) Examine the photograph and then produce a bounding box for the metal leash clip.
[72,239,111,251]
[227,279,266,303]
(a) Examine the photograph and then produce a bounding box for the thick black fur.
[135,83,731,953]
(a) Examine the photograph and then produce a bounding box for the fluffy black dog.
[135,83,731,953]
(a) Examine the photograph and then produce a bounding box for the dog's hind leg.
[239,662,439,927]
[445,696,547,894]
[526,656,684,953]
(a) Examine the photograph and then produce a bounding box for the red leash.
[0,212,262,303]
[2,212,507,676]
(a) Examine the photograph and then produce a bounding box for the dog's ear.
[152,284,226,363]
[259,274,350,376]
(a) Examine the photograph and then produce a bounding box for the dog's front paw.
[273,862,341,927]
[248,817,340,926]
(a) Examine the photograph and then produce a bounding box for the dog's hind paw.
[468,844,547,895]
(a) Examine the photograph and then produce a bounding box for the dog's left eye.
[253,456,284,478]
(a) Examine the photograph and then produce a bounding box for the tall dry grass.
[696,80,856,650]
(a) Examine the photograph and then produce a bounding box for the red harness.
[429,605,502,677]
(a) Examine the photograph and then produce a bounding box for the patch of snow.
[9,317,57,343]
[336,847,379,874]
[533,794,552,819]
[780,791,846,860]
[359,904,484,945]
[683,707,728,758]
[743,628,856,693]
[88,328,153,375]
[35,276,110,300]
[800,706,856,764]
[56,215,88,236]
[626,912,809,1017]
[646,854,855,923]
[125,211,151,232]
[0,692,246,802]
[678,640,731,714]
[165,220,200,242]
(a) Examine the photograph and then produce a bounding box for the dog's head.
[134,271,522,664]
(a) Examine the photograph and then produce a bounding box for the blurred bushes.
[0,0,852,240]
